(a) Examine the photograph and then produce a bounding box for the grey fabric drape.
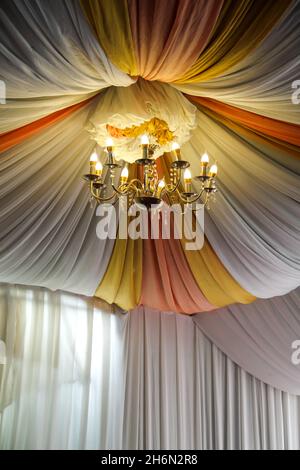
[193,288,300,395]
[1,284,300,450]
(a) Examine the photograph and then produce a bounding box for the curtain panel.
[0,284,299,450]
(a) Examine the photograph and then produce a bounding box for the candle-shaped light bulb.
[209,164,218,178]
[157,179,166,197]
[95,161,103,177]
[141,134,149,159]
[141,134,149,145]
[120,166,129,184]
[184,168,192,192]
[89,152,98,174]
[184,168,192,183]
[200,153,209,177]
[201,153,209,164]
[172,141,181,159]
[105,137,113,149]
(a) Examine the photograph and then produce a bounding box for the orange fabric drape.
[0,97,95,152]
[188,96,300,147]
[192,99,300,162]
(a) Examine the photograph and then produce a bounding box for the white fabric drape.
[0,100,117,297]
[0,0,134,132]
[181,109,300,298]
[1,284,300,450]
[173,1,300,124]
[0,341,6,365]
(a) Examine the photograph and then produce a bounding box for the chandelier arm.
[165,177,181,194]
[92,193,118,203]
[176,188,206,204]
[127,179,144,190]
[111,181,141,197]
[111,184,131,196]
[90,181,118,203]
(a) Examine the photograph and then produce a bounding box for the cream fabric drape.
[87,79,197,162]
[1,284,300,450]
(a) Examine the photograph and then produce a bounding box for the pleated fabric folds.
[0,0,299,313]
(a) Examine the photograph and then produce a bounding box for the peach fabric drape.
[158,154,255,309]
[140,235,216,314]
[189,96,300,147]
[128,0,223,82]
[175,0,292,83]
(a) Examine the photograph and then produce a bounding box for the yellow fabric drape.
[94,236,142,311]
[182,237,255,307]
[175,0,292,84]
[80,0,137,75]
[94,164,142,310]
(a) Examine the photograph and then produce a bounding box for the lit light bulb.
[141,135,149,145]
[157,179,165,197]
[171,142,180,151]
[184,168,192,193]
[141,134,149,159]
[89,151,98,174]
[209,164,218,177]
[95,161,103,176]
[184,168,192,182]
[172,141,181,159]
[120,166,129,183]
[201,153,209,164]
[200,153,209,178]
[105,137,113,148]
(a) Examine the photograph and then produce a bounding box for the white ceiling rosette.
[86,80,197,163]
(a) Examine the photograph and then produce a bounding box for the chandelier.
[83,136,218,209]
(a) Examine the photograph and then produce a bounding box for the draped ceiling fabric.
[87,80,197,162]
[0,0,299,314]
[194,287,300,395]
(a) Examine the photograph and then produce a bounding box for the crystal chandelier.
[83,136,218,209]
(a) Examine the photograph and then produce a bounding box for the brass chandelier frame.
[83,137,218,209]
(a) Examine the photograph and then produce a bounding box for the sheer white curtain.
[0,284,299,450]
